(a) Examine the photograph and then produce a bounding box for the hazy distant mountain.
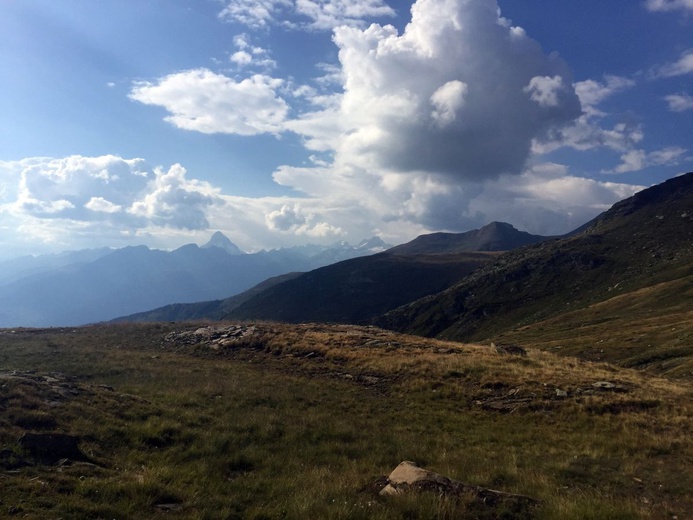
[387,222,550,255]
[113,272,303,323]
[376,172,693,342]
[0,233,391,327]
[0,248,113,285]
[201,231,245,255]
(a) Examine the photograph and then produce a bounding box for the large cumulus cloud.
[315,0,582,181]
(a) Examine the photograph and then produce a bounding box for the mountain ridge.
[388,221,550,255]
[120,221,548,324]
[375,172,693,350]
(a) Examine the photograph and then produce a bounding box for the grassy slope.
[1,322,692,519]
[492,272,693,380]
[376,173,693,377]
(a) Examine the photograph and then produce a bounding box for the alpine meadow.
[1,0,692,519]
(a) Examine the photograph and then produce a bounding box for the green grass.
[1,322,692,519]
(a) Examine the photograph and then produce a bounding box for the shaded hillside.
[226,252,498,324]
[377,173,693,347]
[113,272,302,323]
[388,221,550,255]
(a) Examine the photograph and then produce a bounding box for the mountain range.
[120,221,554,324]
[119,172,693,379]
[0,235,390,327]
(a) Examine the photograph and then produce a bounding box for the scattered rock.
[164,325,257,349]
[18,433,95,466]
[492,342,528,356]
[592,381,629,393]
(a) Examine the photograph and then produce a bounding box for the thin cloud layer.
[645,0,693,12]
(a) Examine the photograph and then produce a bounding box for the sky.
[0,0,691,259]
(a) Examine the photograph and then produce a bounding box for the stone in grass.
[375,461,539,512]
[492,342,528,356]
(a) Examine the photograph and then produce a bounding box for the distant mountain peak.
[357,237,390,252]
[201,232,245,255]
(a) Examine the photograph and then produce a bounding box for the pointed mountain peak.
[201,231,245,255]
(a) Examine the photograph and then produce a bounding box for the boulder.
[18,433,94,465]
[375,461,539,510]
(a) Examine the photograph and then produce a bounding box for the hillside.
[377,172,693,376]
[225,252,498,324]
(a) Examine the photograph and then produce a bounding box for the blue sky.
[0,0,691,258]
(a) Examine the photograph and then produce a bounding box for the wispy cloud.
[651,49,693,78]
[644,0,693,12]
[664,92,693,111]
[606,147,687,174]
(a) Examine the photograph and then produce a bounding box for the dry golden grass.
[0,322,691,519]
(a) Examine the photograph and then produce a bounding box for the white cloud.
[664,93,693,111]
[230,35,277,70]
[218,0,395,30]
[430,80,468,126]
[218,0,290,28]
[574,75,635,112]
[533,75,641,155]
[85,197,122,213]
[265,202,344,236]
[607,146,687,173]
[0,156,223,254]
[129,69,289,136]
[231,50,253,66]
[2,1,662,257]
[307,0,582,182]
[645,0,693,12]
[524,75,565,108]
[294,0,395,30]
[128,164,220,230]
[464,166,645,235]
[653,49,693,77]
